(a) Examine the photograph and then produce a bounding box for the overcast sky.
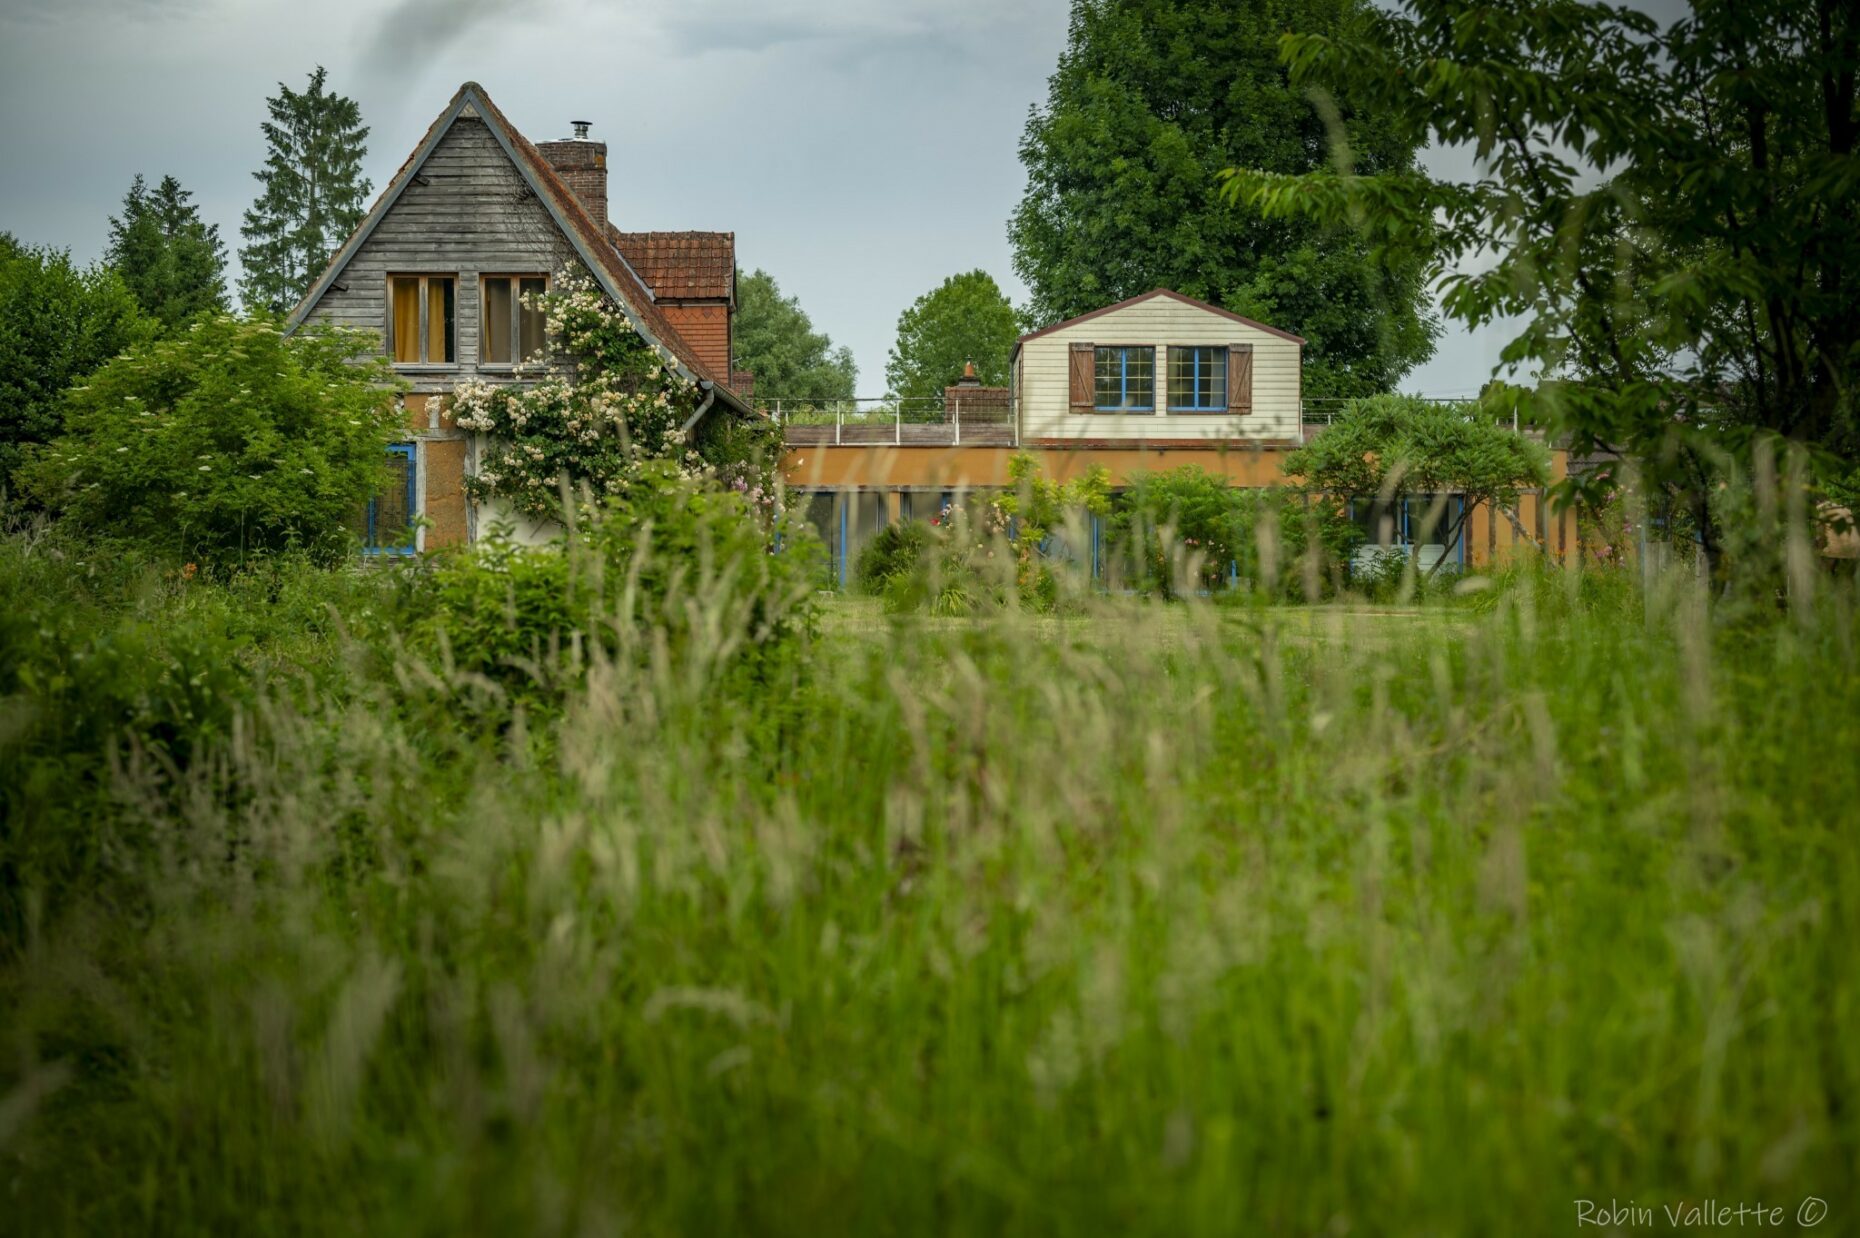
[0,0,1680,397]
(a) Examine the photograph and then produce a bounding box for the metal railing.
[1299,397,1524,441]
[768,397,1015,447]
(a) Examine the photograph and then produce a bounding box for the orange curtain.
[391,278,420,363]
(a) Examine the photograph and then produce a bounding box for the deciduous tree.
[1010,0,1438,398]
[1221,0,1860,570]
[0,235,146,494]
[731,269,857,403]
[885,270,1020,403]
[1285,394,1549,573]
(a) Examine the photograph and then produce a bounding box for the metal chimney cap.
[571,120,592,140]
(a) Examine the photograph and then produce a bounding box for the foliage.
[238,66,371,313]
[1108,465,1360,597]
[0,236,147,494]
[731,268,858,402]
[106,173,228,331]
[3,531,1857,1233]
[0,519,404,941]
[884,269,1021,402]
[1010,0,1438,398]
[419,463,821,717]
[854,518,936,594]
[1220,0,1860,574]
[1285,394,1550,573]
[450,276,777,523]
[20,315,402,568]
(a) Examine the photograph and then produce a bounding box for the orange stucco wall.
[781,442,1576,569]
[782,443,1296,492]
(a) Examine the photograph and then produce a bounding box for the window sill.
[1088,408,1157,414]
[390,363,460,374]
[1168,408,1238,414]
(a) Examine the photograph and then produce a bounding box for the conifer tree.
[238,66,371,314]
[107,173,227,331]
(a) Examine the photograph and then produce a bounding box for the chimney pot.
[572,120,591,140]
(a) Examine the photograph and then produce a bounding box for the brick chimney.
[536,121,607,231]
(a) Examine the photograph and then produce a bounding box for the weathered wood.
[303,116,576,374]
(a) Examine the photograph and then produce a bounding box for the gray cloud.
[361,0,545,91]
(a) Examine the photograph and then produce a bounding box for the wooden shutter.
[1227,343,1254,415]
[1070,343,1095,410]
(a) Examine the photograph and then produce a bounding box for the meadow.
[2,524,1857,1235]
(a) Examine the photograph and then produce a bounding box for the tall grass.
[2,522,1857,1234]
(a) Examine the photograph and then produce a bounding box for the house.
[287,82,748,550]
[781,288,1573,582]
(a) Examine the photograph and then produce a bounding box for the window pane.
[427,278,455,363]
[1094,347,1154,411]
[482,277,512,363]
[372,449,413,548]
[1128,347,1153,409]
[391,278,421,363]
[1169,347,1226,409]
[519,278,547,361]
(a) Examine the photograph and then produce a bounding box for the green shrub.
[21,314,402,568]
[1109,467,1359,599]
[419,463,822,714]
[0,235,149,493]
[854,519,934,593]
[0,515,401,940]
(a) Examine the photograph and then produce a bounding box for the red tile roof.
[467,87,728,391]
[611,230,736,302]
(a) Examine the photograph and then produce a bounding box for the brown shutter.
[1227,343,1254,414]
[1070,342,1095,410]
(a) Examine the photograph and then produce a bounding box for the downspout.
[681,384,718,436]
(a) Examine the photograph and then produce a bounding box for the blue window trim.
[1094,346,1155,412]
[364,443,418,557]
[1167,346,1227,412]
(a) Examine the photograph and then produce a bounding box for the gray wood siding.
[302,116,581,393]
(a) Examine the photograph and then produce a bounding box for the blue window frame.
[364,443,417,556]
[1168,346,1227,411]
[1094,346,1155,411]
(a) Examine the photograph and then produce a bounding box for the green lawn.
[3,549,1857,1235]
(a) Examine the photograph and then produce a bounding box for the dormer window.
[481,275,548,365]
[388,275,455,365]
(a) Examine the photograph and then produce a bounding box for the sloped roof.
[1010,289,1307,361]
[286,82,744,414]
[611,230,735,302]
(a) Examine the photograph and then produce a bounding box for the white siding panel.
[1018,297,1302,443]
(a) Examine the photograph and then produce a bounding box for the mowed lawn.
[4,563,1858,1235]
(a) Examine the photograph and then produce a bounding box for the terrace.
[771,397,1016,447]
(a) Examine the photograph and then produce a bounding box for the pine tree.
[107,174,227,331]
[238,66,371,314]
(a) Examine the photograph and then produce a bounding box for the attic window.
[389,275,455,365]
[481,275,548,365]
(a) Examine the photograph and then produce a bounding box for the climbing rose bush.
[451,276,711,520]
